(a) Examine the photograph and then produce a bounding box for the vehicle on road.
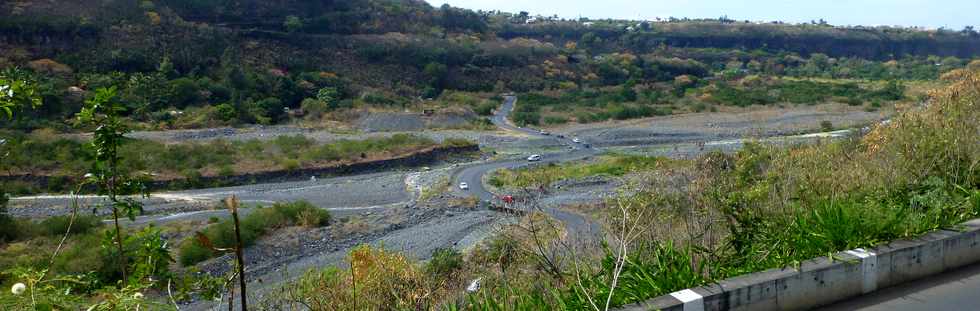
[527,154,542,162]
[459,182,469,190]
[557,134,565,138]
[540,130,550,135]
[583,143,591,149]
[572,138,581,143]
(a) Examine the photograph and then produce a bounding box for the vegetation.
[0,1,975,129]
[489,154,676,189]
[263,68,978,310]
[0,132,472,194]
[178,201,331,266]
[1,1,980,309]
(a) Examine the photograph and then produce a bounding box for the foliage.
[76,86,149,282]
[490,154,673,189]
[425,248,463,278]
[0,69,42,119]
[179,201,331,265]
[262,245,436,310]
[1,132,465,194]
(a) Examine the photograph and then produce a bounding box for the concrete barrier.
[621,218,980,311]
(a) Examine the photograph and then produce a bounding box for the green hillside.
[0,0,977,129]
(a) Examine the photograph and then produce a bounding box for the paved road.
[817,262,980,310]
[9,171,413,224]
[454,96,603,237]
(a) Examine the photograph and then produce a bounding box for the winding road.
[453,96,603,238]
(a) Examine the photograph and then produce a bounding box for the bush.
[39,215,102,236]
[512,110,540,126]
[425,247,463,278]
[443,138,476,148]
[301,98,329,117]
[474,101,498,116]
[820,120,834,132]
[214,103,237,121]
[179,201,331,266]
[170,77,200,108]
[543,115,568,125]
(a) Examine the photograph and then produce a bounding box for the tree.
[76,87,148,283]
[423,62,448,92]
[284,15,303,33]
[0,70,40,242]
[0,70,41,119]
[170,77,200,108]
[316,87,340,107]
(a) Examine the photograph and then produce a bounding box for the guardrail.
[621,218,980,311]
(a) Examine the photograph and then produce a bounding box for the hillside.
[1,0,978,130]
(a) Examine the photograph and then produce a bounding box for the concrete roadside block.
[620,217,980,310]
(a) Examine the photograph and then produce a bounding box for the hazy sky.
[426,0,977,29]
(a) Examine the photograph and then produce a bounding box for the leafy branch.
[76,87,149,283]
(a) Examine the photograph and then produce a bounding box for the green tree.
[215,103,237,121]
[0,71,40,242]
[423,62,448,92]
[0,71,42,119]
[284,15,303,33]
[170,77,201,108]
[76,87,149,282]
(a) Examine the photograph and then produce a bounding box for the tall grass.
[178,201,331,266]
[571,69,980,306]
[0,133,469,194]
[262,71,978,310]
[489,154,675,189]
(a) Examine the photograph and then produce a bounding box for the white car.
[572,138,582,143]
[459,182,469,190]
[527,154,542,162]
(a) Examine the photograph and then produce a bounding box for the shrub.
[425,248,463,278]
[169,77,200,108]
[474,101,498,116]
[300,98,329,118]
[512,110,540,126]
[39,215,102,236]
[179,201,331,266]
[264,245,429,310]
[543,115,568,125]
[443,138,476,148]
[214,103,236,121]
[819,120,834,132]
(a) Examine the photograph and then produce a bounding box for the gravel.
[563,104,889,147]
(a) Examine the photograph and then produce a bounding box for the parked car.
[527,154,542,162]
[540,130,551,135]
[459,182,469,190]
[583,143,591,149]
[572,138,581,143]
[557,134,565,138]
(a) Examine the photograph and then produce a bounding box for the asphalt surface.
[454,96,603,238]
[8,171,413,224]
[817,262,980,310]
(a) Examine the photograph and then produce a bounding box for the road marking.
[670,289,704,311]
[846,248,878,294]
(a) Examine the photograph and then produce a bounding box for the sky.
[426,0,977,30]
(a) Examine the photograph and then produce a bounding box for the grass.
[264,70,977,310]
[488,154,677,189]
[0,133,474,194]
[178,201,331,266]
